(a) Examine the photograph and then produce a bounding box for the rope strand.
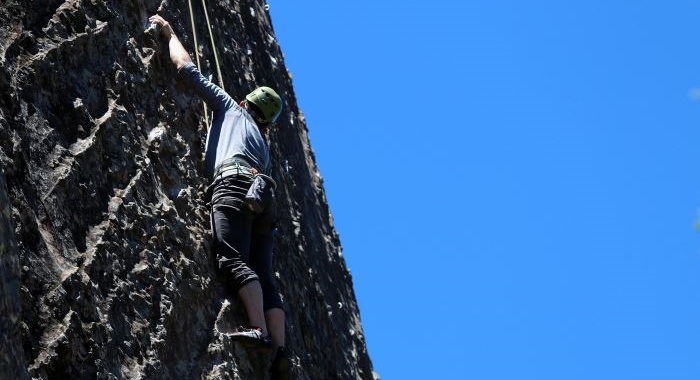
[201,0,225,92]
[187,0,210,127]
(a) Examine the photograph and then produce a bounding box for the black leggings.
[210,175,283,311]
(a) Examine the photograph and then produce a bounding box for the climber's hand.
[149,15,174,39]
[148,14,192,69]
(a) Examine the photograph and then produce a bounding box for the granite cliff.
[0,0,375,378]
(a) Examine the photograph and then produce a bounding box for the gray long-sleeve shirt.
[177,63,270,179]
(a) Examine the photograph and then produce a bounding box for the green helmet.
[246,86,283,123]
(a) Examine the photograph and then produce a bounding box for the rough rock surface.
[0,1,374,379]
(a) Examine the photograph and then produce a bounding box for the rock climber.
[148,14,289,379]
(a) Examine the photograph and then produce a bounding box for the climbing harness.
[209,157,277,213]
[212,157,277,190]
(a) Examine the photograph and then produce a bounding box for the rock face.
[0,1,374,379]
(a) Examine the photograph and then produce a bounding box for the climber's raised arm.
[149,15,192,70]
[149,14,235,113]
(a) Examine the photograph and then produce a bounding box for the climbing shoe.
[225,326,271,349]
[270,346,290,380]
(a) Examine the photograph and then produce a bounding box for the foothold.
[265,4,270,11]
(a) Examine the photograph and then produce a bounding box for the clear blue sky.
[268,1,700,379]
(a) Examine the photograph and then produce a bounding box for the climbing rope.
[201,0,225,92]
[186,0,209,127]
[186,0,227,128]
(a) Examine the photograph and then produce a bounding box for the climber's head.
[245,86,283,125]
